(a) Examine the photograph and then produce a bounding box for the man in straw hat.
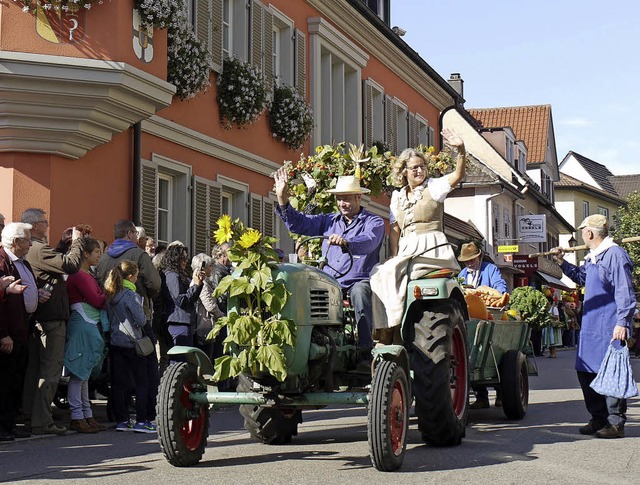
[457,241,507,409]
[274,169,385,366]
[552,214,636,438]
[457,241,507,293]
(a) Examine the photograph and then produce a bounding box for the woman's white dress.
[371,177,460,329]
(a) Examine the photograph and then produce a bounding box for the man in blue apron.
[553,214,636,438]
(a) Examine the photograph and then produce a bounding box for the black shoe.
[579,420,606,435]
[596,425,624,439]
[9,427,31,439]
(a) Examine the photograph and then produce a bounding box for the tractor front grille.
[310,289,330,319]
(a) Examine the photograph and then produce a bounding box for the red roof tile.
[468,105,551,164]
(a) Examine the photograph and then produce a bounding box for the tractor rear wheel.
[410,301,469,446]
[368,360,409,471]
[238,374,302,444]
[500,350,529,419]
[157,362,209,466]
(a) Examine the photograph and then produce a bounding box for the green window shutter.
[294,28,306,97]
[250,193,263,232]
[192,176,223,255]
[140,159,158,241]
[408,112,417,148]
[262,197,275,237]
[363,79,373,149]
[210,0,223,72]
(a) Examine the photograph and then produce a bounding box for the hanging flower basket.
[268,85,313,150]
[217,57,269,129]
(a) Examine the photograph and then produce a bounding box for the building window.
[597,206,609,220]
[222,0,231,59]
[308,17,368,148]
[503,208,511,240]
[395,99,408,152]
[363,79,384,148]
[217,175,249,224]
[505,137,515,164]
[157,175,172,246]
[271,8,294,86]
[583,201,589,219]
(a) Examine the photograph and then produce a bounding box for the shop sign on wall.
[516,214,547,243]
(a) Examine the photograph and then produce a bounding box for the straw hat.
[326,175,370,195]
[458,242,482,262]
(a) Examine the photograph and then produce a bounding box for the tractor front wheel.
[368,360,409,471]
[500,350,529,419]
[238,374,302,444]
[410,301,469,446]
[157,362,209,466]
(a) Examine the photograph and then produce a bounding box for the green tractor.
[156,238,470,471]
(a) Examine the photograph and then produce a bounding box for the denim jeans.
[68,375,92,420]
[110,345,149,423]
[347,280,374,350]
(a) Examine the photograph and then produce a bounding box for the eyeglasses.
[406,164,426,173]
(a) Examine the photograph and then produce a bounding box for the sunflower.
[238,228,262,249]
[214,215,233,244]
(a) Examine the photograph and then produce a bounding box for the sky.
[392,0,640,175]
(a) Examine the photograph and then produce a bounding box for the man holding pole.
[552,214,636,439]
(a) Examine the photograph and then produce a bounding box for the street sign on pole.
[516,214,547,243]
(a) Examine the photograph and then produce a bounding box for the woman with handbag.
[104,260,155,433]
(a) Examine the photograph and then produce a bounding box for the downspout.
[132,122,142,223]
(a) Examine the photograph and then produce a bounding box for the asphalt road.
[2,349,640,485]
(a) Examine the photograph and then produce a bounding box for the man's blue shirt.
[275,203,385,289]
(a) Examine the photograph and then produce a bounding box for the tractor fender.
[167,346,215,384]
[372,345,411,391]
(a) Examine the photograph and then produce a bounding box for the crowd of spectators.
[0,211,233,441]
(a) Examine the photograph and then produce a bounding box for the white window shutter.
[428,126,435,148]
[140,159,158,241]
[192,176,223,255]
[210,0,223,72]
[294,29,306,97]
[363,80,373,149]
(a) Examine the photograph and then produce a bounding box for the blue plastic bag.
[590,343,639,399]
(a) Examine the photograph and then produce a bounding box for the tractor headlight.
[413,286,439,299]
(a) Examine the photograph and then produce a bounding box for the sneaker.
[32,424,67,436]
[115,419,135,432]
[133,421,157,434]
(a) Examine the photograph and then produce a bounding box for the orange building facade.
[0,0,461,254]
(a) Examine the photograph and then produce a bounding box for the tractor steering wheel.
[297,235,354,280]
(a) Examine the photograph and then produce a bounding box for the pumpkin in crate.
[464,293,488,319]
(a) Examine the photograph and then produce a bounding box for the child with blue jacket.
[105,260,155,433]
